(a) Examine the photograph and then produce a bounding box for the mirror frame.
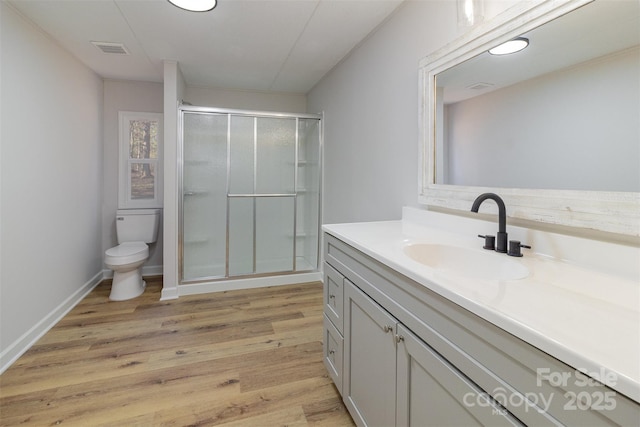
[418,0,639,237]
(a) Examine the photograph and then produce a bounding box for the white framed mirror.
[418,0,639,237]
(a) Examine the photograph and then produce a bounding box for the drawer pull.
[396,335,405,343]
[383,325,393,333]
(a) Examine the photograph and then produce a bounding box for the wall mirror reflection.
[419,0,640,236]
[435,0,639,191]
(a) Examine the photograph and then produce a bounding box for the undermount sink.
[403,243,529,281]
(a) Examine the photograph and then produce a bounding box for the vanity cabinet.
[344,280,521,426]
[323,233,640,426]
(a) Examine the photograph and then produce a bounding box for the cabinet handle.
[329,350,335,355]
[383,325,393,333]
[396,335,405,343]
[329,294,335,299]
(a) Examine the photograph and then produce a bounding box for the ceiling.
[8,0,404,94]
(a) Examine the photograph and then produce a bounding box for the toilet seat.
[105,242,149,266]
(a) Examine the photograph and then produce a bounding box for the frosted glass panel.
[182,113,228,280]
[229,115,254,194]
[256,118,295,194]
[296,119,321,271]
[228,197,254,276]
[256,197,294,274]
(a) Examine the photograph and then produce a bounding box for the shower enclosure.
[179,106,322,284]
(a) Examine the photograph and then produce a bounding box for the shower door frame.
[178,106,323,285]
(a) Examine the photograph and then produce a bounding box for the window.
[118,111,163,209]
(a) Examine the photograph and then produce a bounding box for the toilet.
[105,209,161,301]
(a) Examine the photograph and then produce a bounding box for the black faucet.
[471,193,508,253]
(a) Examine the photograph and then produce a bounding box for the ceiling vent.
[466,82,494,91]
[91,41,129,55]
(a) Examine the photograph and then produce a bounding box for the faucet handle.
[478,234,495,250]
[508,240,531,257]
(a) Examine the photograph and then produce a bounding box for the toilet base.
[109,267,146,301]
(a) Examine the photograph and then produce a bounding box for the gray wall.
[184,85,307,113]
[103,80,165,271]
[1,3,103,362]
[307,0,516,224]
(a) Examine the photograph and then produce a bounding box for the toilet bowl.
[105,242,149,301]
[105,209,160,301]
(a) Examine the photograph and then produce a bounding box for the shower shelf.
[288,232,309,239]
[183,189,210,196]
[184,159,211,165]
[287,160,315,166]
[184,237,210,244]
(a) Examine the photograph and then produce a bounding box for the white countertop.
[323,208,640,403]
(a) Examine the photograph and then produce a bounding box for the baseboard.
[160,286,179,301]
[0,270,104,375]
[178,271,323,296]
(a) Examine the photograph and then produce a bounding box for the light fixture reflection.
[457,0,484,27]
[489,37,529,55]
[168,0,217,12]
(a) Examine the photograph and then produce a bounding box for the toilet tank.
[116,209,161,244]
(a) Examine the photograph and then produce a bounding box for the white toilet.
[105,209,161,301]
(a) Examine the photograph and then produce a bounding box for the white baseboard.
[0,270,104,375]
[178,272,322,296]
[160,285,179,301]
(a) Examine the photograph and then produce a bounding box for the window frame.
[118,111,164,209]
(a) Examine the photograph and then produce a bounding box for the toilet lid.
[105,242,148,257]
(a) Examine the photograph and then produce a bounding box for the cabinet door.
[396,324,523,427]
[344,280,397,427]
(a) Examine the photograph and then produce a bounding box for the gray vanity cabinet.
[323,233,640,426]
[344,277,521,427]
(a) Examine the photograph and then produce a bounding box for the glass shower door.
[228,116,297,276]
[182,112,228,281]
[180,107,321,284]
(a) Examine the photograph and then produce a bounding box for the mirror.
[419,0,640,236]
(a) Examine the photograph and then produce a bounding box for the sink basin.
[403,243,529,281]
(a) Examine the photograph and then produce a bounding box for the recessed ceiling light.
[489,37,529,55]
[168,0,217,12]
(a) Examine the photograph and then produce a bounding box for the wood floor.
[0,278,354,426]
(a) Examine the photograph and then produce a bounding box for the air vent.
[466,82,494,91]
[91,41,129,55]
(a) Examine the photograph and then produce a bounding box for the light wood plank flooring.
[0,278,354,426]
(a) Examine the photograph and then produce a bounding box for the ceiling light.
[489,37,529,55]
[167,0,217,12]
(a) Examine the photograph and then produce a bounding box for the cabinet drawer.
[323,313,344,395]
[324,262,344,333]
